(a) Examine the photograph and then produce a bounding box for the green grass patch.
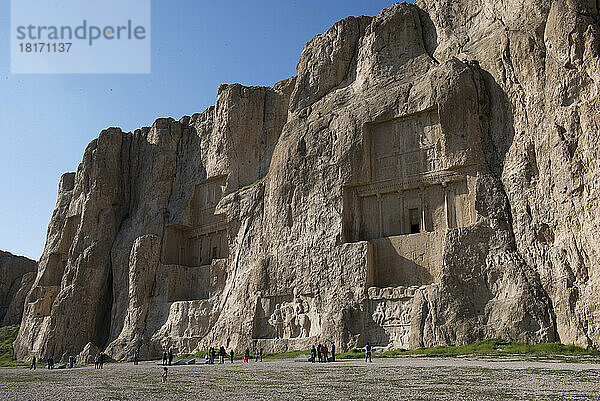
[239,176,266,192]
[335,348,366,359]
[261,349,309,359]
[163,339,600,364]
[0,325,28,367]
[377,338,600,358]
[192,339,600,361]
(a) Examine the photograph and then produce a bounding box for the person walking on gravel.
[244,348,249,363]
[29,356,36,370]
[230,349,234,363]
[331,343,335,362]
[162,367,168,383]
[365,343,372,363]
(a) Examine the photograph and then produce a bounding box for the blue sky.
[0,0,399,259]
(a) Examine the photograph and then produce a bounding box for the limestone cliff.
[0,251,36,326]
[14,1,600,361]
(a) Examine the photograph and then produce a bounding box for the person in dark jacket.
[365,343,372,363]
[219,346,226,364]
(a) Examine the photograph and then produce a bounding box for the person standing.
[230,349,234,363]
[211,348,216,365]
[29,356,36,370]
[365,343,372,363]
[322,344,328,363]
[134,350,139,365]
[99,352,104,369]
[244,348,249,363]
[162,350,167,366]
[168,348,173,366]
[162,367,168,383]
[331,343,335,362]
[94,354,99,369]
[259,348,263,362]
[219,346,225,364]
[310,345,316,363]
[317,344,322,362]
[255,349,259,362]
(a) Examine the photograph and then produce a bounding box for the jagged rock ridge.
[14,1,600,361]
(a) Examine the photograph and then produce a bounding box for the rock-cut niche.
[343,108,476,287]
[162,175,228,302]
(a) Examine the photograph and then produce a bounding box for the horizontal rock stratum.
[14,1,600,361]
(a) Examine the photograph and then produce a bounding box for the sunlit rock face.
[14,1,600,361]
[0,251,36,327]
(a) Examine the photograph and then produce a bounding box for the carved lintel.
[352,170,465,197]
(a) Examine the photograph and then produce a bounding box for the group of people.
[46,356,55,369]
[245,348,263,363]
[161,348,174,366]
[29,355,77,369]
[28,340,375,382]
[202,346,267,364]
[94,352,106,369]
[309,343,335,363]
[204,346,238,364]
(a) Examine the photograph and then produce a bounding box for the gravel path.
[2,356,600,400]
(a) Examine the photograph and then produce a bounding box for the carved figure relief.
[268,304,284,338]
[253,292,318,339]
[364,298,412,348]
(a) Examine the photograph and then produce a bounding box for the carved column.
[398,190,404,235]
[377,193,383,238]
[354,191,360,241]
[449,189,456,229]
[443,182,450,230]
[419,187,426,233]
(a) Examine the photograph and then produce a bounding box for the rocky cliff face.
[0,251,36,326]
[14,1,600,361]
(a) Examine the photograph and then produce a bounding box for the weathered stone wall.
[0,251,36,326]
[13,1,600,361]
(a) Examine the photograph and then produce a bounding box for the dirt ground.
[2,356,600,400]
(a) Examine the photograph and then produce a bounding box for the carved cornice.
[351,170,465,197]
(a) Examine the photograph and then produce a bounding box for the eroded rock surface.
[0,251,36,326]
[14,2,600,361]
